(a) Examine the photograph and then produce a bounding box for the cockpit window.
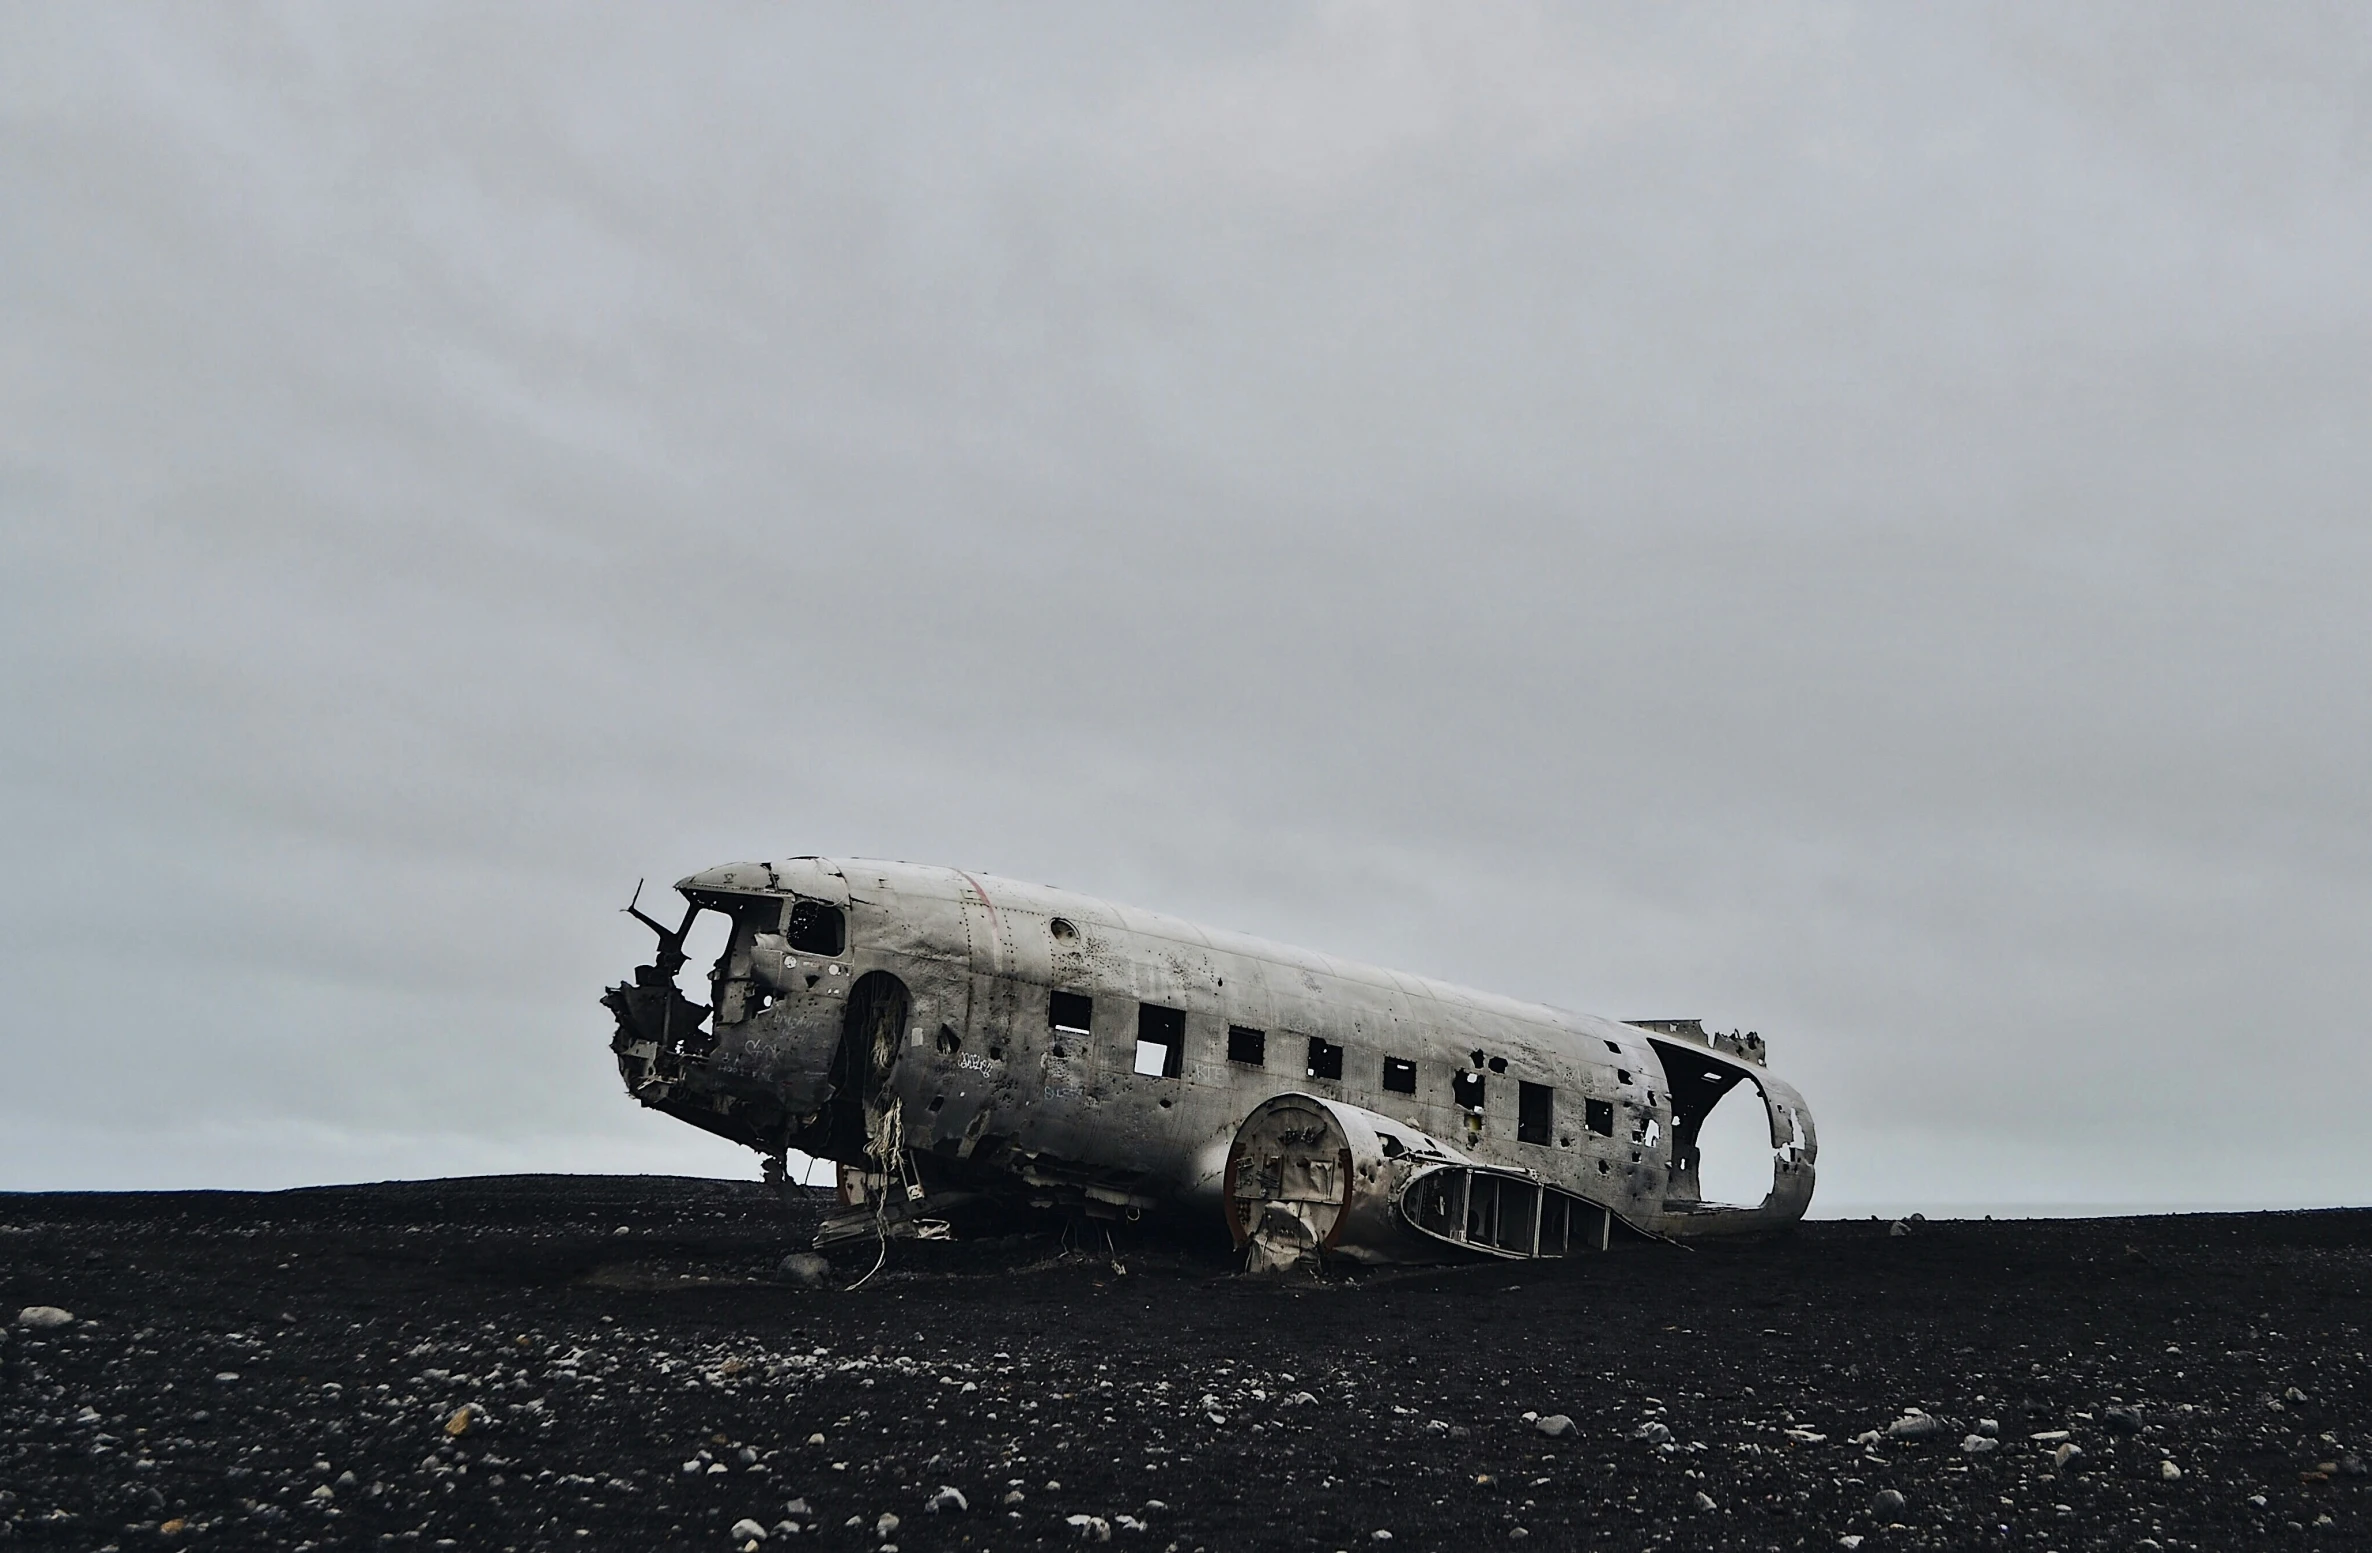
[787,899,845,956]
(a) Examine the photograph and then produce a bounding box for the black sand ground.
[2,1176,2365,1552]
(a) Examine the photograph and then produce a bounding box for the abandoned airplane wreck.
[603,858,1817,1271]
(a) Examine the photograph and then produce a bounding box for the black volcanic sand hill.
[2,1177,2366,1552]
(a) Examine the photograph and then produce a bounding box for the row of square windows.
[1044,991,1619,1144]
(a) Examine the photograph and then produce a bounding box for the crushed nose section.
[602,880,787,1154]
[602,963,713,1099]
[604,883,714,1103]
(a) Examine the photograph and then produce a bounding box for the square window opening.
[1585,1098,1615,1137]
[787,899,845,956]
[1049,990,1093,1037]
[1227,1025,1267,1066]
[1452,1069,1485,1113]
[1382,1057,1417,1095]
[1306,1037,1343,1082]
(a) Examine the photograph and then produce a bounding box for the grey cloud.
[3,3,2367,1208]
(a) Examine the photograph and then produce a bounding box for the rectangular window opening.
[1452,1069,1485,1113]
[1585,1097,1615,1137]
[1134,1003,1185,1079]
[786,899,846,956]
[1305,1036,1343,1082]
[1382,1057,1417,1095]
[1518,1081,1554,1145]
[1227,1025,1267,1067]
[1049,990,1093,1037]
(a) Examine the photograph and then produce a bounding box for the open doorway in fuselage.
[1646,1038,1778,1210]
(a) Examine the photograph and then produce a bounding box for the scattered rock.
[1885,1412,1944,1441]
[1961,1434,1998,1454]
[777,1254,831,1288]
[1887,1221,1910,1237]
[785,1499,813,1517]
[2338,1455,2366,1477]
[1065,1514,1111,1542]
[2053,1443,2084,1470]
[730,1518,768,1542]
[1533,1414,1575,1438]
[1870,1489,1907,1518]
[1633,1421,1672,1445]
[2102,1407,2144,1436]
[2159,1460,2182,1482]
[1002,1490,1026,1506]
[1839,1538,1864,1550]
[926,1486,967,1513]
[874,1512,899,1539]
[15,1306,73,1328]
[2284,1386,2309,1404]
[1692,1491,1716,1512]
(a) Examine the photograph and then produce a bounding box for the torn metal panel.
[601,856,1820,1269]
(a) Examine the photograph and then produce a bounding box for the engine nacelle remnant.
[602,856,1820,1267]
[1225,1094,1472,1273]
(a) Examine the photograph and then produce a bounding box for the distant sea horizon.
[1808,1199,2359,1221]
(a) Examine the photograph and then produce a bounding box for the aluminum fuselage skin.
[611,857,1817,1241]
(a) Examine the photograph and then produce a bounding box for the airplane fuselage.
[603,857,1817,1255]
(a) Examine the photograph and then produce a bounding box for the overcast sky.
[5,4,2368,1211]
